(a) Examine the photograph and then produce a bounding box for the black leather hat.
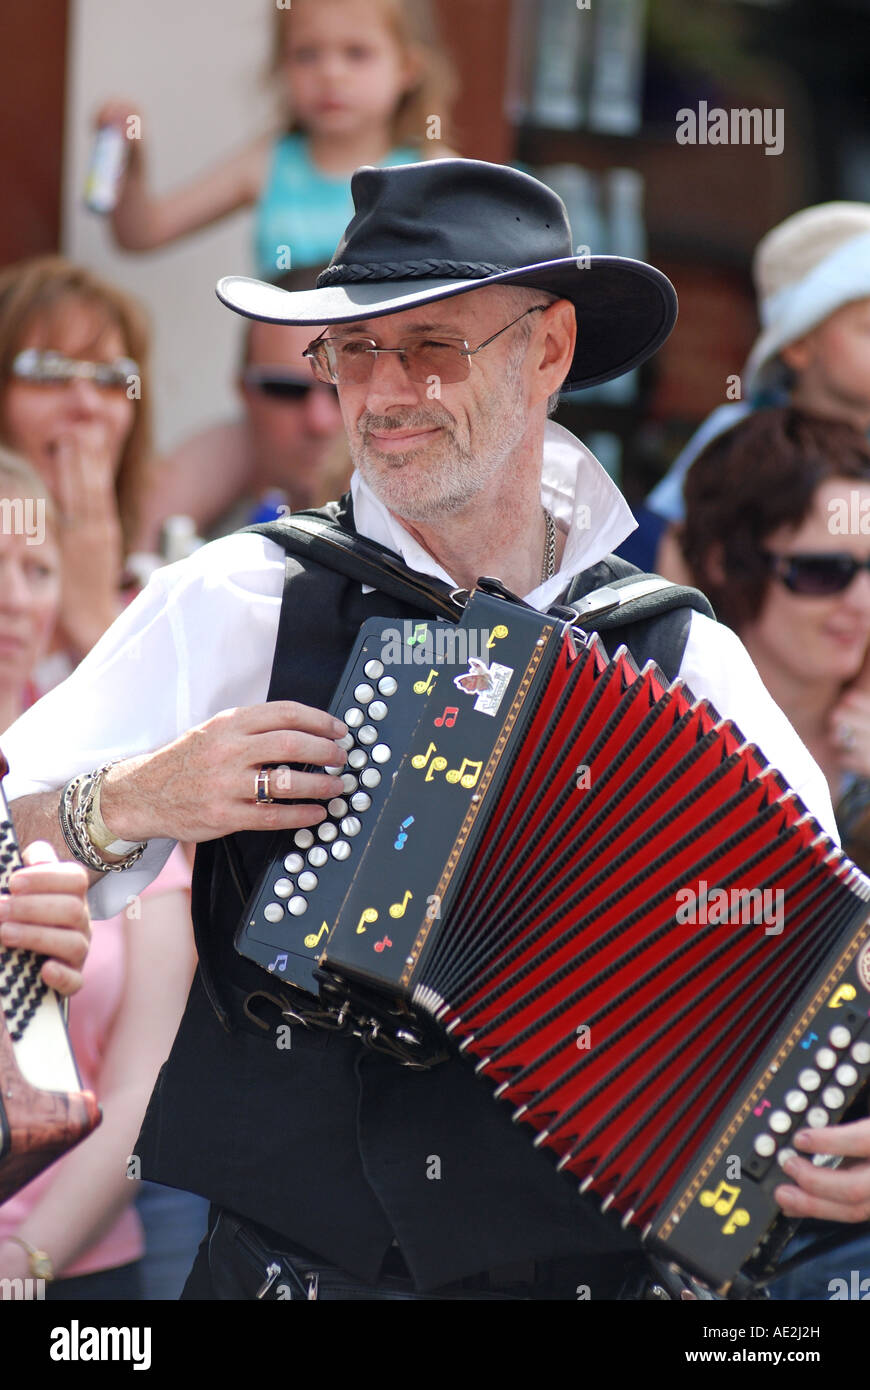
[217,158,677,390]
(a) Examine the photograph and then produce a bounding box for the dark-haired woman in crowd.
[681,406,870,869]
[679,406,870,1299]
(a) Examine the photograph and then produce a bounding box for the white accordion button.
[297,871,318,892]
[798,1068,820,1091]
[317,822,338,842]
[785,1090,808,1113]
[284,853,304,875]
[263,902,284,923]
[815,1047,837,1070]
[806,1106,829,1127]
[777,1148,797,1168]
[308,847,328,868]
[327,799,348,818]
[288,896,307,916]
[769,1110,791,1134]
[829,1025,852,1050]
[835,1063,858,1088]
[343,707,364,728]
[364,660,384,680]
[348,749,368,769]
[378,676,398,696]
[336,732,354,751]
[360,768,381,788]
[273,878,293,899]
[341,774,357,794]
[354,683,375,704]
[294,829,314,849]
[368,701,388,720]
[821,1085,845,1110]
[350,792,371,813]
[357,725,377,745]
[851,1041,870,1064]
[753,1134,776,1158]
[340,816,362,837]
[331,840,351,860]
[372,744,391,764]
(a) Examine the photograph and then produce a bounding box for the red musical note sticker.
[374,936,393,953]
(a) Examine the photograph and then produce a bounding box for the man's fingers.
[39,959,84,999]
[249,731,348,774]
[0,892,90,930]
[794,1117,870,1160]
[0,920,89,971]
[20,839,59,867]
[236,702,346,740]
[9,859,89,898]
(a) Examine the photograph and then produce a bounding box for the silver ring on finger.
[255,767,274,804]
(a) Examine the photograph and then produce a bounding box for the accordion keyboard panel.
[235,617,456,993]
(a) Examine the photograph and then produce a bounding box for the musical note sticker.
[433,706,459,728]
[723,1208,751,1236]
[830,983,857,1008]
[445,757,483,790]
[698,1181,751,1236]
[413,669,438,696]
[407,622,428,647]
[389,891,413,919]
[394,817,414,850]
[411,741,448,782]
[753,1098,771,1117]
[374,936,393,953]
[699,1180,740,1217]
[486,624,509,650]
[800,1031,819,1050]
[267,952,288,974]
[303,922,329,950]
[355,907,379,935]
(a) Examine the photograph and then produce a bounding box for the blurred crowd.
[1,0,870,1301]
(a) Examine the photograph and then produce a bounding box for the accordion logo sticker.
[453,657,514,716]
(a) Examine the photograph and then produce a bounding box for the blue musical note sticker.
[394,816,415,850]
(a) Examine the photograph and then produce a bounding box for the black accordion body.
[236,584,870,1297]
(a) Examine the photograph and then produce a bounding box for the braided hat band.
[317,260,512,287]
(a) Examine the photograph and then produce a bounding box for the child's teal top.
[254,133,422,278]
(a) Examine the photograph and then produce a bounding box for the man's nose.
[363,349,420,410]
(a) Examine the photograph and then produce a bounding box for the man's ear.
[532,299,575,406]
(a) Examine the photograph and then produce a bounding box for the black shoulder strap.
[242,507,714,634]
[241,509,463,622]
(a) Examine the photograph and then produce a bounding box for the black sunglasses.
[764,550,870,596]
[242,368,338,402]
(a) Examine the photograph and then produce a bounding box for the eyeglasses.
[11,347,139,390]
[764,550,870,596]
[303,305,551,386]
[241,367,338,402]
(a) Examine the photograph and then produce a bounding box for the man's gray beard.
[352,377,529,524]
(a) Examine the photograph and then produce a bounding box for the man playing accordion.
[4,161,869,1299]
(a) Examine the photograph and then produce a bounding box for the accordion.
[0,758,101,1203]
[236,583,870,1297]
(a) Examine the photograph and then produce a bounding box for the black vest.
[135,498,707,1290]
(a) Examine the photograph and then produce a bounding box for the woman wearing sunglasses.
[680,406,870,872]
[0,257,150,679]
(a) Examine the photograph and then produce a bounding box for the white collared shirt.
[2,421,836,918]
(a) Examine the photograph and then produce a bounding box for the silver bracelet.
[58,767,146,873]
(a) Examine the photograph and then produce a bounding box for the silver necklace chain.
[541,508,557,585]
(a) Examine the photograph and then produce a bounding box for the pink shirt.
[0,845,191,1277]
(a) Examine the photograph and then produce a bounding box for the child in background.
[98,0,457,278]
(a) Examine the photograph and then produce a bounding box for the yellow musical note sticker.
[486,624,509,650]
[723,1208,751,1236]
[829,982,857,1008]
[445,757,483,790]
[413,669,438,695]
[355,907,379,935]
[411,741,448,781]
[304,922,329,950]
[389,891,413,919]
[699,1180,740,1218]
